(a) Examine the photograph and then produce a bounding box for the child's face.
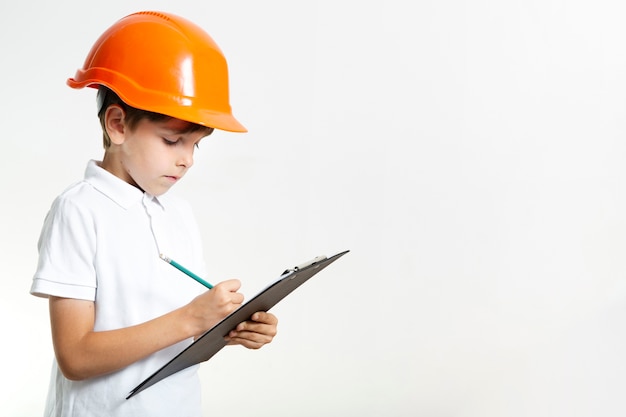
[109,117,207,196]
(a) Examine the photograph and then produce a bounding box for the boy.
[30,11,278,417]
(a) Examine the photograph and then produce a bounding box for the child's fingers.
[235,319,277,337]
[249,311,278,325]
[226,327,276,349]
[214,278,241,292]
[211,280,244,305]
[224,312,278,348]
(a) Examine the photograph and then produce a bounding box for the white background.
[3,1,626,416]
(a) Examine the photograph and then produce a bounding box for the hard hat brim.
[67,78,248,133]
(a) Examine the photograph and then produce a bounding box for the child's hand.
[226,311,278,349]
[187,279,244,337]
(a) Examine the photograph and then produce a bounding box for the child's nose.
[177,147,194,168]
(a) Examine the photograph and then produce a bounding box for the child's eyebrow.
[160,125,196,135]
[158,120,214,136]
[162,128,186,135]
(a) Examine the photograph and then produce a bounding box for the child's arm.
[49,279,244,381]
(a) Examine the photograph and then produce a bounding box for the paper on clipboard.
[127,250,349,399]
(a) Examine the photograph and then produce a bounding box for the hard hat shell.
[67,11,246,132]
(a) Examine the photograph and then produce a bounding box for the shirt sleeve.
[30,194,97,301]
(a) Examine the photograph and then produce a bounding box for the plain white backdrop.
[3,0,626,416]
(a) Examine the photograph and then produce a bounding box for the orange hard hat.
[67,11,246,132]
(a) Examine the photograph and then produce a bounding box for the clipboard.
[127,250,349,399]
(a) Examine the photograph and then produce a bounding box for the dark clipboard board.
[127,250,349,399]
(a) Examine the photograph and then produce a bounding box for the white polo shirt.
[31,160,207,417]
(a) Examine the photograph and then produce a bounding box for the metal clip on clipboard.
[282,255,328,276]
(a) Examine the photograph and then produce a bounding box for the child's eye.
[163,137,178,146]
[194,142,200,149]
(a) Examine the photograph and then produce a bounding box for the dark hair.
[97,86,214,149]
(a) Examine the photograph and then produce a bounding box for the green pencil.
[160,253,214,289]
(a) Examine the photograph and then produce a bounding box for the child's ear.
[105,105,127,145]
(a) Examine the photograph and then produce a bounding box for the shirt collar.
[83,160,166,210]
